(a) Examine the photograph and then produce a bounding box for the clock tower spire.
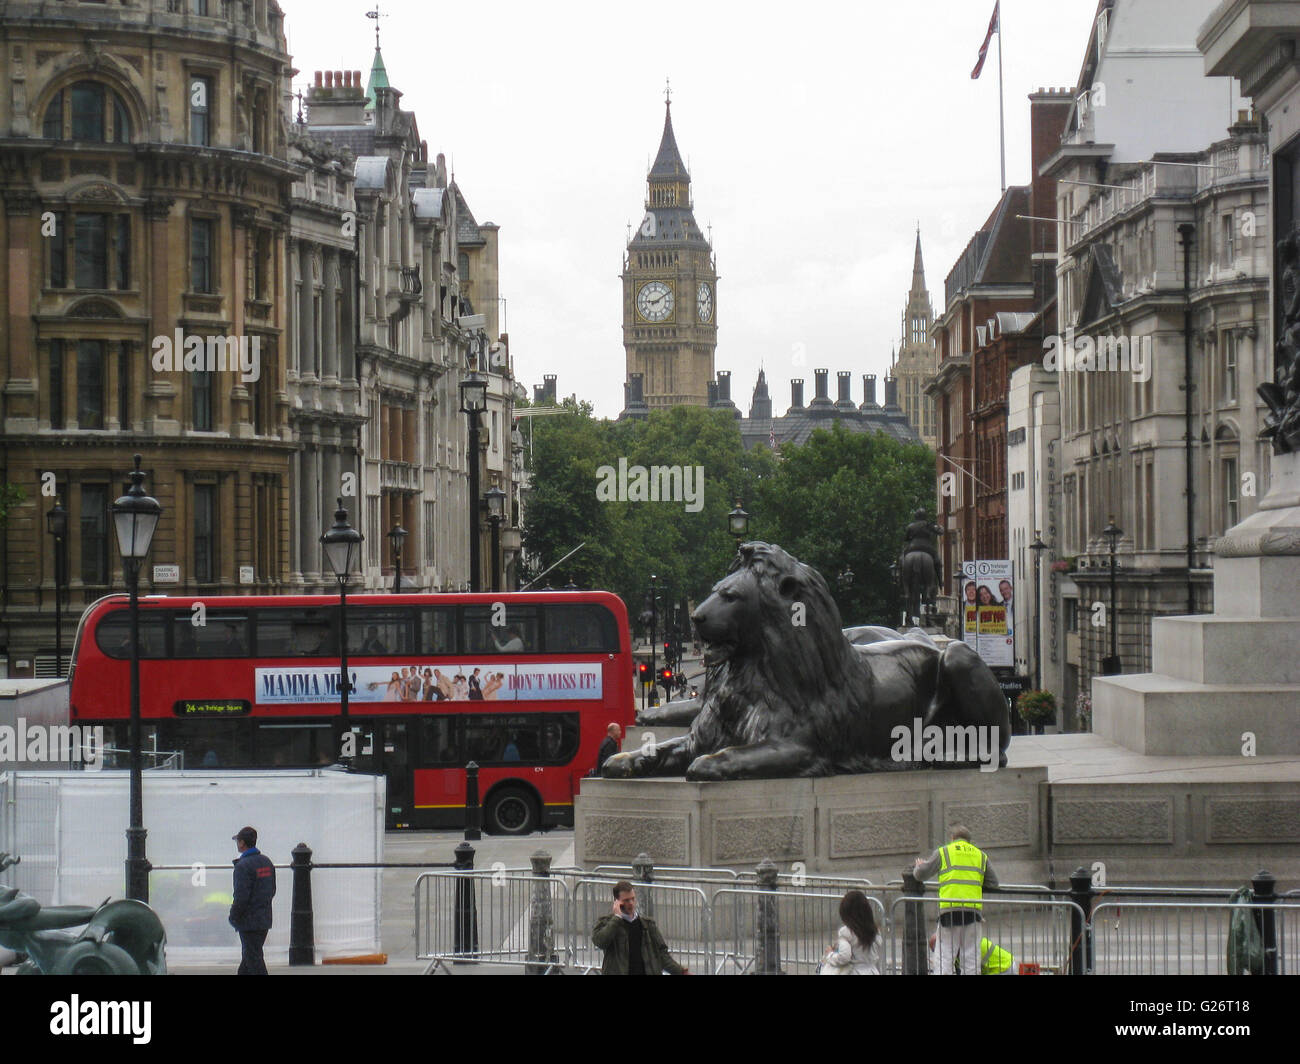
[621,93,717,414]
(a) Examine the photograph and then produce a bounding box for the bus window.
[173,613,249,658]
[348,608,415,656]
[463,713,579,764]
[256,608,337,657]
[257,722,333,766]
[94,610,169,659]
[420,717,459,765]
[160,719,252,768]
[543,604,619,653]
[421,607,457,655]
[463,606,539,655]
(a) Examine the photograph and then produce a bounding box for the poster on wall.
[960,560,1014,668]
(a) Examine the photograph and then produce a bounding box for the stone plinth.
[575,767,1047,880]
[1094,452,1300,755]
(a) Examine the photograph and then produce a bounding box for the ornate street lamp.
[110,455,162,903]
[387,522,408,594]
[727,499,750,542]
[46,497,68,678]
[1029,531,1049,692]
[485,485,506,594]
[321,499,363,762]
[459,372,488,591]
[1102,516,1122,676]
[837,566,854,592]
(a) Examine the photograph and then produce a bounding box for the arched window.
[43,81,132,143]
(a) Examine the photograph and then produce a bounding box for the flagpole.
[997,6,1006,194]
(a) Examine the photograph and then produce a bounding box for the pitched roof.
[649,101,688,181]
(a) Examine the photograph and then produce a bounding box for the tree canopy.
[520,408,934,630]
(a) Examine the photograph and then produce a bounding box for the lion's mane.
[688,542,881,775]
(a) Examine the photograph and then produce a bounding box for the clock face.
[637,280,674,323]
[697,282,713,323]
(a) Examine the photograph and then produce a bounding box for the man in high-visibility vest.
[979,937,1014,975]
[913,825,999,976]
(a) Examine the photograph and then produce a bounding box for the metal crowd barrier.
[567,879,711,974]
[712,888,888,975]
[1090,900,1300,976]
[414,870,573,975]
[889,895,1086,975]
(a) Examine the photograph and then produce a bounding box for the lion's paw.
[601,752,639,778]
[684,754,728,782]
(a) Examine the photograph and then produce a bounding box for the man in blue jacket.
[229,826,276,975]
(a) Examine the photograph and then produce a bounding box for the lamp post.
[46,497,68,678]
[321,499,363,763]
[1029,531,1049,691]
[387,522,408,594]
[1102,516,1122,676]
[649,574,658,706]
[110,454,162,903]
[727,499,750,544]
[459,372,488,592]
[485,486,505,593]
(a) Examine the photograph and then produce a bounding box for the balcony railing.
[380,460,418,491]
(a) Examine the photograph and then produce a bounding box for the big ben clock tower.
[622,90,717,411]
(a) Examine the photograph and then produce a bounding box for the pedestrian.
[594,723,622,774]
[229,826,276,976]
[913,825,998,977]
[591,880,689,975]
[819,889,882,974]
[929,930,1014,974]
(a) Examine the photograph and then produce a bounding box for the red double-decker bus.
[68,591,635,833]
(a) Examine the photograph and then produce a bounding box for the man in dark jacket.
[595,723,622,774]
[229,826,276,975]
[592,880,688,975]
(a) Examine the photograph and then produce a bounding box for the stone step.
[1092,673,1300,755]
[1152,615,1300,685]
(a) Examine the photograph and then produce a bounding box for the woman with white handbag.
[818,890,882,975]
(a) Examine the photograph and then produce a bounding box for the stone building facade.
[0,0,297,676]
[1044,1,1269,699]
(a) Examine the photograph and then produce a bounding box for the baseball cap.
[232,826,257,846]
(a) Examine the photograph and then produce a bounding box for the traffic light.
[659,667,673,685]
[637,662,650,684]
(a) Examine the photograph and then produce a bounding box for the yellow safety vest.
[980,937,1012,974]
[937,840,987,910]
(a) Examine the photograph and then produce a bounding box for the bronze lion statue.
[604,542,1010,781]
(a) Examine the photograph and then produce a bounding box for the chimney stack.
[789,378,805,414]
[836,371,854,409]
[543,374,557,404]
[862,373,878,408]
[884,375,899,408]
[810,368,832,409]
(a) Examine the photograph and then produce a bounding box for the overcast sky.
[285,0,1104,419]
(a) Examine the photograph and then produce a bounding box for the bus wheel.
[485,787,537,836]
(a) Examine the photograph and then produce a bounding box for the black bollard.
[527,851,558,975]
[453,840,478,958]
[1253,869,1278,976]
[754,858,781,975]
[1068,866,1095,976]
[901,867,927,975]
[632,852,654,919]
[464,761,482,841]
[288,843,315,966]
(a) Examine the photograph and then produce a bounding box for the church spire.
[364,5,390,112]
[911,227,926,295]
